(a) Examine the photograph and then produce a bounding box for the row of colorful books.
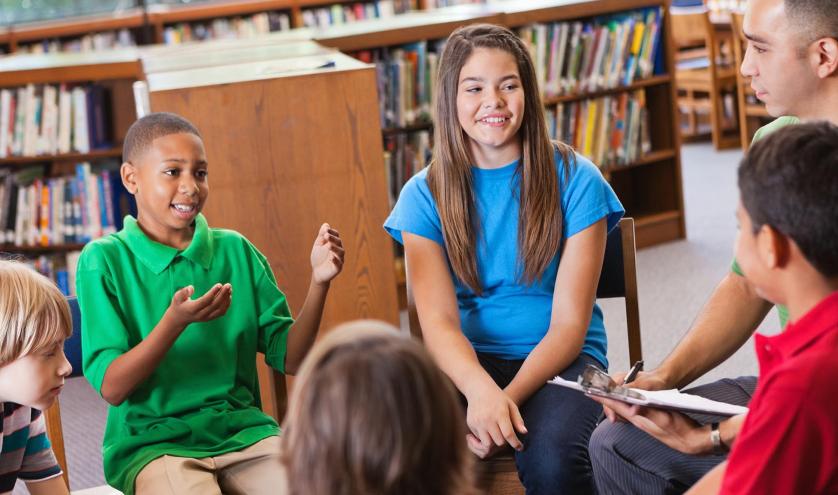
[17,29,137,54]
[302,0,412,28]
[382,130,431,207]
[546,89,651,168]
[0,83,113,158]
[163,13,292,44]
[378,88,652,201]
[355,41,441,129]
[355,7,663,130]
[0,251,82,297]
[0,162,135,248]
[518,7,663,98]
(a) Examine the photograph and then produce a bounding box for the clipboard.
[550,365,748,417]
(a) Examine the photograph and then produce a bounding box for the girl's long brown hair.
[280,321,477,495]
[429,24,574,293]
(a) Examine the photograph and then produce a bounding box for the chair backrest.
[406,217,642,364]
[42,297,80,489]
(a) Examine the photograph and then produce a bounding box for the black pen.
[622,360,644,385]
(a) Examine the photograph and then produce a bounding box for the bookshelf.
[315,0,686,249]
[0,51,140,294]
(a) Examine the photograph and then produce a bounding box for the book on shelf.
[354,40,441,128]
[18,29,136,54]
[0,83,113,159]
[546,89,651,169]
[382,130,432,206]
[0,162,135,249]
[163,12,292,44]
[518,7,663,98]
[301,1,411,28]
[0,249,83,297]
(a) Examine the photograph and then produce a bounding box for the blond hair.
[0,260,72,364]
[280,320,477,495]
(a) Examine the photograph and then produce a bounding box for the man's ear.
[121,161,138,195]
[758,224,791,269]
[812,37,838,79]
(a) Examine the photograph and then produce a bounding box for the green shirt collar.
[118,214,214,274]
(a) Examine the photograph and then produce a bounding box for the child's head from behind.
[436,23,549,167]
[281,320,475,495]
[0,260,73,410]
[121,112,208,246]
[736,121,838,303]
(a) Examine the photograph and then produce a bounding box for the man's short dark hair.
[738,121,838,277]
[122,112,201,164]
[785,0,838,45]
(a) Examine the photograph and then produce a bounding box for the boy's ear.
[758,224,791,269]
[121,161,138,195]
[813,37,838,79]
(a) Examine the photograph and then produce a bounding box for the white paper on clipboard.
[549,376,749,417]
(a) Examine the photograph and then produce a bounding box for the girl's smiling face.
[456,47,525,169]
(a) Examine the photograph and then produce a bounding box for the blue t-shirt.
[384,150,624,366]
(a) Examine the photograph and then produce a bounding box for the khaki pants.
[134,436,286,495]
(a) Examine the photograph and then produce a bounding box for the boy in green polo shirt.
[76,112,345,495]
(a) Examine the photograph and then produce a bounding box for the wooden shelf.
[10,10,146,43]
[543,74,671,105]
[501,0,666,27]
[0,147,123,166]
[632,209,683,248]
[0,243,86,254]
[605,148,677,173]
[148,0,293,25]
[0,50,141,87]
[316,6,502,51]
[382,122,433,135]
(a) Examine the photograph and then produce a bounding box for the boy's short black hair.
[738,121,838,277]
[123,112,201,164]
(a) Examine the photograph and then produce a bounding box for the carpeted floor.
[19,141,780,492]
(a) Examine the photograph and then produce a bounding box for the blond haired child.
[0,260,73,495]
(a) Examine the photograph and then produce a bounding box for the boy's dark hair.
[738,121,838,277]
[122,112,201,164]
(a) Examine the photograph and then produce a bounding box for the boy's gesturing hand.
[166,283,233,329]
[310,223,345,285]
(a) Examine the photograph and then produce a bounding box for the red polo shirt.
[720,291,838,495]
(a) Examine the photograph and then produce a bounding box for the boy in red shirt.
[594,121,838,494]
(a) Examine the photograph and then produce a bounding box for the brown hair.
[280,320,476,495]
[429,23,574,293]
[0,260,72,364]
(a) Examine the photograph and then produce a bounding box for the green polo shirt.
[77,213,292,495]
[731,116,799,327]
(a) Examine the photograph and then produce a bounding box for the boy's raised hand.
[310,223,345,285]
[166,283,233,329]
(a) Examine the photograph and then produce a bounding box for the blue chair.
[43,296,83,489]
[65,297,83,377]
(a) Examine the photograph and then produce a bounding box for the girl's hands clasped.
[465,382,528,458]
[310,223,345,285]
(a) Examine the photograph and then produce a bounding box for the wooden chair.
[670,8,742,149]
[406,217,642,494]
[730,12,772,149]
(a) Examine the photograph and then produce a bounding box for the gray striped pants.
[588,376,757,495]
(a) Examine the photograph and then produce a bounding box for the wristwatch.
[710,422,728,455]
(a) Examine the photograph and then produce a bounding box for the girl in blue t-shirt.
[384,24,624,493]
